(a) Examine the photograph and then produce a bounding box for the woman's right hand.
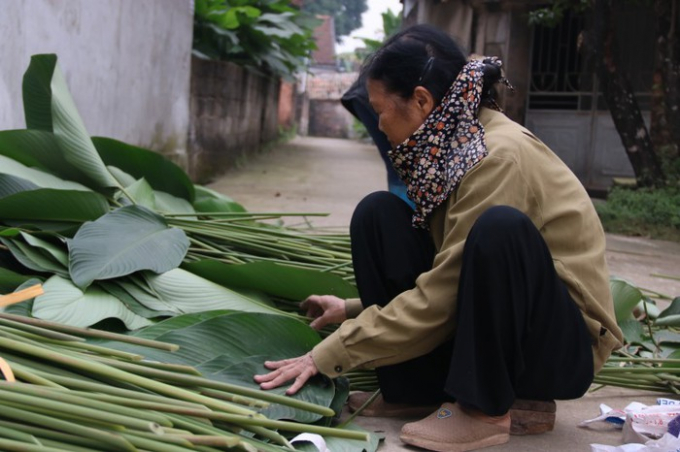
[300,295,347,330]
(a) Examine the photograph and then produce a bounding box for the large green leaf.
[22,54,119,189]
[655,297,680,327]
[154,191,196,217]
[0,174,39,198]
[611,277,645,323]
[0,267,36,294]
[68,205,189,288]
[117,312,333,422]
[22,54,55,131]
[184,260,359,300]
[92,136,194,202]
[107,166,137,188]
[141,268,281,315]
[21,232,69,267]
[0,278,43,316]
[131,309,234,340]
[98,279,175,319]
[0,237,68,277]
[32,275,152,329]
[0,130,94,185]
[0,155,90,191]
[121,178,156,210]
[619,318,645,345]
[193,185,246,213]
[0,188,109,223]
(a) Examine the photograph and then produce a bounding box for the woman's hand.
[254,353,318,395]
[300,295,347,330]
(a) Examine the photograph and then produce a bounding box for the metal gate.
[524,8,654,192]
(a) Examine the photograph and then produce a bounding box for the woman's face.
[367,78,435,148]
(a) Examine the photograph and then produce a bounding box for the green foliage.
[301,0,368,41]
[595,186,680,241]
[193,0,320,79]
[528,0,590,27]
[355,8,402,61]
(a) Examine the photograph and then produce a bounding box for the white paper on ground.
[290,433,331,452]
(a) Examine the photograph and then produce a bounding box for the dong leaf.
[22,54,119,189]
[0,130,94,185]
[1,237,68,277]
[92,136,195,202]
[0,174,39,198]
[68,205,190,288]
[193,185,246,213]
[611,277,644,323]
[0,155,90,191]
[184,260,359,300]
[32,275,152,329]
[21,232,69,267]
[656,297,680,327]
[0,188,109,223]
[141,268,281,315]
[0,268,36,294]
[114,312,332,422]
[154,191,196,217]
[122,178,156,210]
[0,278,43,316]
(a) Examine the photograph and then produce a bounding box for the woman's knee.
[469,206,535,242]
[350,191,412,236]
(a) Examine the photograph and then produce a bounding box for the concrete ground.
[209,136,680,451]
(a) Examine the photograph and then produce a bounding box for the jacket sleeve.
[313,153,540,378]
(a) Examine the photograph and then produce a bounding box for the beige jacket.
[312,108,623,378]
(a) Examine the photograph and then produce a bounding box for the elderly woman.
[255,24,622,452]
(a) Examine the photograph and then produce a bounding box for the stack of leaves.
[0,299,378,451]
[594,277,680,394]
[0,53,357,331]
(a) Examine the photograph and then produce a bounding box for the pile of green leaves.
[193,0,319,79]
[0,311,377,451]
[0,53,358,330]
[0,53,378,451]
[595,186,680,242]
[594,277,680,393]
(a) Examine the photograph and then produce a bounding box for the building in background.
[296,15,358,139]
[404,0,655,191]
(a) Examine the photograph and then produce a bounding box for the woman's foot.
[400,403,510,452]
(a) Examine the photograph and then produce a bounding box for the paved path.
[209,135,680,451]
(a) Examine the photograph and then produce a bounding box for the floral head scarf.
[387,57,507,228]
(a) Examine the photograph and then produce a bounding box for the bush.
[595,186,680,241]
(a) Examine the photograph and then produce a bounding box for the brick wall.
[303,71,357,138]
[188,57,280,183]
[309,100,354,138]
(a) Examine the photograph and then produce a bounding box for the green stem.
[0,404,135,451]
[0,313,179,351]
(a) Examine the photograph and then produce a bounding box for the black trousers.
[350,191,594,416]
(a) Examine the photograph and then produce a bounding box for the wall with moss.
[188,57,281,183]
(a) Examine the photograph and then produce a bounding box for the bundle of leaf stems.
[167,214,355,282]
[0,313,369,451]
[593,350,680,394]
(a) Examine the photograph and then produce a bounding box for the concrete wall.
[188,57,281,183]
[0,0,193,165]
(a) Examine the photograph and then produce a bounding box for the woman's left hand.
[254,352,318,395]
